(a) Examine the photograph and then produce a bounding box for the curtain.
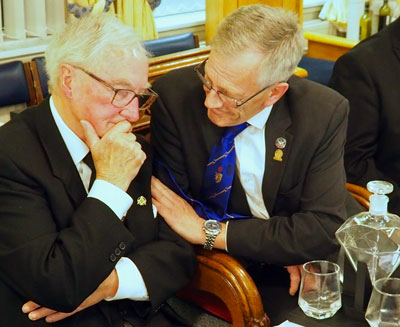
[67,0,115,18]
[115,0,158,40]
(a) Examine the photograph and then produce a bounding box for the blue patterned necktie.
[200,122,249,219]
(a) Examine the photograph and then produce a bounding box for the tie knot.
[223,122,249,140]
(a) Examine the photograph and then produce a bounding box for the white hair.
[211,4,305,86]
[45,13,148,93]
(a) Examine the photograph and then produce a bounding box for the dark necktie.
[83,152,96,190]
[200,122,249,219]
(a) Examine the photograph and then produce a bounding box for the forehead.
[206,51,264,94]
[95,53,149,89]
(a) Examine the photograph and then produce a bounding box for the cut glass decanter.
[336,181,400,282]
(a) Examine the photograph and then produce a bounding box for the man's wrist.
[202,219,222,250]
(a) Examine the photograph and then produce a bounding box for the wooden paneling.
[205,0,303,43]
[304,31,358,61]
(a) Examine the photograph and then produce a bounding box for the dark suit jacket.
[151,67,362,267]
[0,99,196,326]
[329,18,400,214]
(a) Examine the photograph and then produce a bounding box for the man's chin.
[207,109,234,127]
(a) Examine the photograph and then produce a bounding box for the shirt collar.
[49,96,89,165]
[247,105,273,129]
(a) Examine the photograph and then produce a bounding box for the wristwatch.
[202,219,222,250]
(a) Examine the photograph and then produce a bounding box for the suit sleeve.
[124,139,197,311]
[0,151,136,312]
[329,54,400,213]
[227,98,351,265]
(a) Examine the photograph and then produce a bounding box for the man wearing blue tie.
[150,4,361,323]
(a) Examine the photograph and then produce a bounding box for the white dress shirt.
[225,105,273,251]
[49,97,149,301]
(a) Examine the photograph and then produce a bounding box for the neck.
[52,93,84,140]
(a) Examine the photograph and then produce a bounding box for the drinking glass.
[298,260,342,319]
[365,277,400,327]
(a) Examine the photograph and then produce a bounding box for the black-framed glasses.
[194,59,274,108]
[72,65,158,115]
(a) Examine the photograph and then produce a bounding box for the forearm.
[227,211,342,265]
[129,220,196,310]
[0,195,134,312]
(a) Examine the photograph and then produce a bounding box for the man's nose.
[204,89,223,109]
[120,97,140,122]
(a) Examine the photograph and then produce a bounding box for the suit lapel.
[262,95,293,212]
[201,110,224,155]
[390,18,400,62]
[35,99,87,208]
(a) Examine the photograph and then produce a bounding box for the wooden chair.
[0,60,37,124]
[346,183,371,210]
[178,248,269,327]
[29,56,49,105]
[0,60,37,108]
[144,32,199,57]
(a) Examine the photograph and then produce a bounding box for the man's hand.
[151,176,207,245]
[22,269,118,323]
[285,264,303,296]
[81,120,146,192]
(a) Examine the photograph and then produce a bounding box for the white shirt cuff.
[105,257,149,301]
[88,180,133,219]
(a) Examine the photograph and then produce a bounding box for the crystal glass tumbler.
[298,260,342,319]
[365,277,400,327]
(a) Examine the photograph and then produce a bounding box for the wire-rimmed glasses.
[194,59,274,108]
[72,65,158,116]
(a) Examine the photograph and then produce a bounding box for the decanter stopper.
[367,180,393,216]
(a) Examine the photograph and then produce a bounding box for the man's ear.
[59,64,74,99]
[262,82,289,107]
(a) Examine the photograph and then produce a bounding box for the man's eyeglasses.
[72,65,158,115]
[194,59,273,108]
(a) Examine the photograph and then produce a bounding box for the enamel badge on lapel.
[273,137,286,162]
[137,196,147,206]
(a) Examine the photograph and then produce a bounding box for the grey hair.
[211,4,305,87]
[45,13,148,94]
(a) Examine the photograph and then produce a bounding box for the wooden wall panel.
[206,0,303,43]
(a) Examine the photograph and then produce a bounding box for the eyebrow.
[110,78,151,92]
[204,64,246,99]
[109,78,135,89]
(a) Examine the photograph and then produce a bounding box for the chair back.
[0,61,35,107]
[30,56,49,104]
[298,56,335,86]
[33,57,49,97]
[144,33,199,57]
[346,183,371,210]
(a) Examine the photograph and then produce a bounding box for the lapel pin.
[273,149,283,162]
[137,196,147,206]
[275,137,287,149]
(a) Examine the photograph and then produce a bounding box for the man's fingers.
[22,301,40,313]
[286,265,302,296]
[104,120,133,138]
[151,177,180,204]
[81,120,100,148]
[45,311,75,323]
[28,307,57,321]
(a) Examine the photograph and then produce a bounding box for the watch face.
[205,219,221,231]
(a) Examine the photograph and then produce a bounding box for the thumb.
[81,120,99,149]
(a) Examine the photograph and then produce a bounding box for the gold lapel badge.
[215,172,223,184]
[273,137,286,162]
[137,196,147,206]
[273,149,283,162]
